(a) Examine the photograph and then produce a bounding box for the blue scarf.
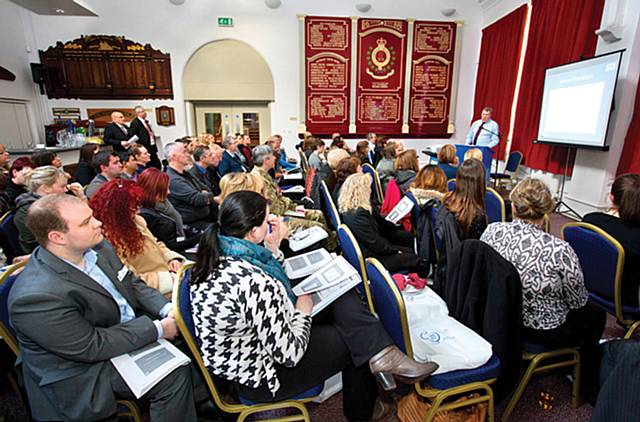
[218,235,296,304]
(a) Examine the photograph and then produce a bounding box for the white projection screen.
[536,50,623,149]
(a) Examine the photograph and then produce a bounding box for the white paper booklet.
[288,226,328,252]
[293,256,361,316]
[283,248,332,279]
[282,185,305,193]
[282,172,303,180]
[110,339,191,398]
[385,196,414,224]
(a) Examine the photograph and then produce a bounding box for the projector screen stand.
[555,147,581,220]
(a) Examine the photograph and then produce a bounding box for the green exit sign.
[217,17,233,27]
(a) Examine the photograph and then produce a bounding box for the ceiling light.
[265,0,282,9]
[355,3,371,13]
[169,0,186,5]
[55,8,65,14]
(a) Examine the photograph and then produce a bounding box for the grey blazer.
[8,240,168,421]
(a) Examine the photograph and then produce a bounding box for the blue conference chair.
[0,260,143,421]
[447,179,456,192]
[485,188,506,223]
[319,180,341,230]
[562,222,640,327]
[490,151,523,188]
[365,258,500,422]
[361,163,384,204]
[404,191,421,231]
[337,224,375,314]
[0,211,24,263]
[172,263,320,422]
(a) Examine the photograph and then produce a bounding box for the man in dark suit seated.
[218,134,248,177]
[8,194,196,422]
[187,146,216,192]
[127,105,161,169]
[103,111,130,153]
[165,142,216,230]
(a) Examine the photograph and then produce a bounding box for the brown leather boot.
[369,346,438,390]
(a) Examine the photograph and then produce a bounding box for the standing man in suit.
[102,111,130,152]
[465,106,500,148]
[128,105,162,169]
[8,194,197,422]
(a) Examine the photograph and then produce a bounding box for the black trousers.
[110,362,197,422]
[522,303,606,401]
[239,290,394,420]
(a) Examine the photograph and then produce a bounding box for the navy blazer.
[218,151,247,177]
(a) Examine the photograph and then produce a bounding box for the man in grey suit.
[8,194,197,422]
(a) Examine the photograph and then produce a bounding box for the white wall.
[0,0,46,146]
[1,0,484,157]
[482,0,640,216]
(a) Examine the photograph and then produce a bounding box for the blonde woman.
[15,166,86,253]
[463,148,484,162]
[339,173,419,273]
[481,178,605,399]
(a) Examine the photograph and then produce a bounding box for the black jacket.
[138,207,201,253]
[127,118,157,153]
[103,122,129,152]
[4,176,27,208]
[74,161,95,186]
[187,164,219,195]
[442,239,522,398]
[342,208,405,259]
[166,166,214,226]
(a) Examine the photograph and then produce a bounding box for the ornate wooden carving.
[39,35,173,100]
[155,106,175,127]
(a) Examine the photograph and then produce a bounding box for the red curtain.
[616,76,640,174]
[510,0,604,175]
[472,5,527,160]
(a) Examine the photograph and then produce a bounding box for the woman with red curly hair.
[89,179,184,295]
[137,168,201,253]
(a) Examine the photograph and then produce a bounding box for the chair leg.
[571,350,581,409]
[7,371,27,410]
[237,401,311,422]
[500,359,539,422]
[422,383,494,422]
[117,400,143,422]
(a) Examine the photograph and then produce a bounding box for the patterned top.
[480,220,588,330]
[190,256,312,395]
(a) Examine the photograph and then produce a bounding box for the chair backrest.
[320,180,341,230]
[485,187,506,223]
[365,258,413,357]
[0,212,23,262]
[505,151,523,173]
[362,163,384,204]
[561,222,625,317]
[337,224,375,314]
[0,260,29,357]
[172,262,243,414]
[405,191,421,230]
[298,150,309,172]
[447,179,456,192]
[542,214,551,234]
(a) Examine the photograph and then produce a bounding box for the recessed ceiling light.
[55,8,65,14]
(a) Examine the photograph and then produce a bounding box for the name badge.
[117,266,129,282]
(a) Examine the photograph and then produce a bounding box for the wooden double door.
[194,103,270,146]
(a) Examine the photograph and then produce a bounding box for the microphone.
[479,125,502,138]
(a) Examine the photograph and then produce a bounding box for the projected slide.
[537,51,622,148]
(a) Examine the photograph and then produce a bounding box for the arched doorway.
[183,39,275,145]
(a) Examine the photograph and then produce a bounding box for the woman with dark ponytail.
[190,191,438,421]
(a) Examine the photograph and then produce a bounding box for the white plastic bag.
[402,287,492,374]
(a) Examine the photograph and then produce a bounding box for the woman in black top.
[442,158,487,240]
[339,173,419,273]
[4,157,35,207]
[74,143,99,186]
[583,173,640,307]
